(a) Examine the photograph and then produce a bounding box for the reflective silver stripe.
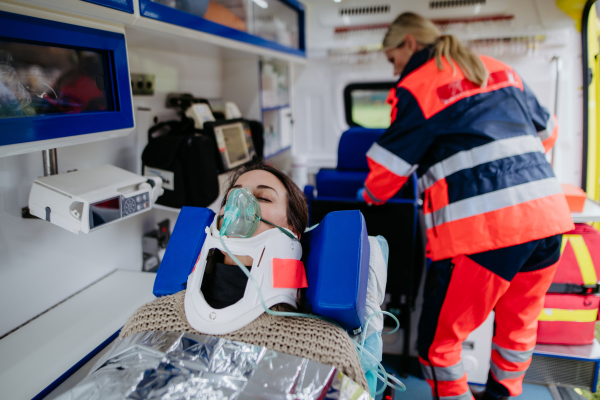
[421,361,464,382]
[366,142,416,177]
[491,360,526,381]
[365,186,383,203]
[538,114,556,141]
[418,135,545,192]
[425,178,562,229]
[440,391,473,400]
[492,343,534,363]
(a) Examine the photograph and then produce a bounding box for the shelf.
[153,203,182,213]
[130,0,306,63]
[262,105,290,112]
[571,199,600,223]
[0,270,156,400]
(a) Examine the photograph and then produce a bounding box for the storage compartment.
[139,0,305,56]
[537,294,600,345]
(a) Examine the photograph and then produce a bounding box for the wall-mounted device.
[29,165,164,234]
[185,103,215,129]
[0,11,134,158]
[205,120,257,171]
[209,100,243,120]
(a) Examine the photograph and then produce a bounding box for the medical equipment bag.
[153,206,369,333]
[142,121,220,208]
[537,224,600,345]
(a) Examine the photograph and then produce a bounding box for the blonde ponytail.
[383,13,488,87]
[433,35,488,87]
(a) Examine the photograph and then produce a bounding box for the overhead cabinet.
[137,0,305,59]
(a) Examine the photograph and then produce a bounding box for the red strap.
[272,259,308,288]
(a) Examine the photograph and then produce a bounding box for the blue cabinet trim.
[82,0,134,14]
[0,11,134,147]
[139,0,305,57]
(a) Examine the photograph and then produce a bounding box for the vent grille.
[430,0,485,9]
[524,355,596,390]
[339,5,390,16]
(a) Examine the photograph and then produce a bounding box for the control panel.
[122,192,150,216]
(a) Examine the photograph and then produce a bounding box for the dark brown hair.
[220,161,309,237]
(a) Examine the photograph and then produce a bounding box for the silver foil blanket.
[56,331,371,400]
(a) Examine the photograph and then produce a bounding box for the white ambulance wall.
[293,55,394,172]
[0,48,222,338]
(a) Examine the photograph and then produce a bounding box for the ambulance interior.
[0,0,599,399]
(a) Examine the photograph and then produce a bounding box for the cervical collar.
[184,218,301,335]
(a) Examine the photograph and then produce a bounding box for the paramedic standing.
[358,13,574,400]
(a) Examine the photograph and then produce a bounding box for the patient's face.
[221,170,291,237]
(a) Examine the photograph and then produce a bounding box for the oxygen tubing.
[219,233,406,394]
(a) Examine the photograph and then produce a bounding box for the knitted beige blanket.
[120,290,368,390]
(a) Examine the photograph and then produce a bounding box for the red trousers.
[418,234,562,400]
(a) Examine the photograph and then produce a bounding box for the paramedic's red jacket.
[362,49,573,261]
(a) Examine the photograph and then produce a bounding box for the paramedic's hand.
[357,187,384,206]
[357,188,367,202]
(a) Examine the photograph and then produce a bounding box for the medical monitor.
[212,121,256,171]
[0,11,134,158]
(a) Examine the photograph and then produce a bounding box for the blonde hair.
[383,12,488,87]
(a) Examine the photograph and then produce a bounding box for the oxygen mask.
[219,186,296,240]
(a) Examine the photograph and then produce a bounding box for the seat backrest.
[337,127,385,171]
[153,207,369,334]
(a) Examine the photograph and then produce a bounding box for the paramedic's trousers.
[418,234,562,400]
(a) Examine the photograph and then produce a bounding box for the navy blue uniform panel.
[416,87,541,176]
[467,234,562,281]
[445,152,555,203]
[520,235,563,273]
[376,87,431,166]
[522,81,551,132]
[418,257,454,361]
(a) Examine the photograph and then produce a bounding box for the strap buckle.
[548,283,600,295]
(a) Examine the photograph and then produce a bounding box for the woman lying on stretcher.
[121,161,390,391]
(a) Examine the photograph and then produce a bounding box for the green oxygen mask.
[219,186,297,240]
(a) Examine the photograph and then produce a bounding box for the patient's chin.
[223,252,253,267]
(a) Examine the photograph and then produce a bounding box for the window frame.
[343,81,396,128]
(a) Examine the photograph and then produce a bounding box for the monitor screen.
[215,122,255,170]
[0,40,112,118]
[223,126,248,164]
[89,196,121,229]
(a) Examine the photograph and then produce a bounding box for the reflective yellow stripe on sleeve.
[538,308,598,322]
[562,235,597,286]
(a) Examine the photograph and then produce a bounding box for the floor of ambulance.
[387,374,555,399]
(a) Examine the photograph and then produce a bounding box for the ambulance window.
[344,82,395,129]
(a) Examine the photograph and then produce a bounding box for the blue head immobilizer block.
[153,207,215,297]
[304,210,370,334]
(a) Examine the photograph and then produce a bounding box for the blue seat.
[315,127,411,201]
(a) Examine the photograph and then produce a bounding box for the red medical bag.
[537,224,600,345]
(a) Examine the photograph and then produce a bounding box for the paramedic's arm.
[361,90,430,205]
[523,82,558,153]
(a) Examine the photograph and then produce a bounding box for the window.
[344,82,395,129]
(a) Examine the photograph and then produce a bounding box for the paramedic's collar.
[399,45,436,83]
